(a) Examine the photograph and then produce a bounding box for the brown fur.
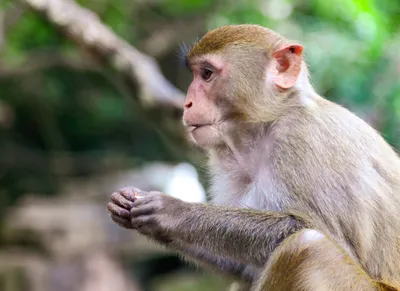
[108,24,400,291]
[185,24,400,289]
[187,25,285,59]
[255,229,378,291]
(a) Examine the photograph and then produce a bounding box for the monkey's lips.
[188,124,213,132]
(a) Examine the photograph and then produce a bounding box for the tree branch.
[20,0,185,108]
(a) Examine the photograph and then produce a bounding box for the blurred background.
[0,0,399,290]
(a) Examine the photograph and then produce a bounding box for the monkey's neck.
[221,134,247,169]
[215,122,270,173]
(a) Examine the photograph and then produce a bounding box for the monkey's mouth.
[188,124,212,132]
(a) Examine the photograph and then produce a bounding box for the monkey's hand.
[107,187,189,244]
[130,190,190,244]
[107,187,139,229]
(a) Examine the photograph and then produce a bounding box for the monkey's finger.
[111,192,134,209]
[111,214,133,229]
[111,192,133,210]
[107,202,131,218]
[132,195,154,207]
[131,205,155,217]
[119,187,137,201]
[120,187,147,201]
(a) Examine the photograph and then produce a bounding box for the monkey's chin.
[189,125,222,148]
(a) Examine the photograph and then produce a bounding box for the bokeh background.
[0,0,399,290]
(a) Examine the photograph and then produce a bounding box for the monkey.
[107,24,400,290]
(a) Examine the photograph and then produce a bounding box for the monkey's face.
[182,41,304,147]
[182,55,233,148]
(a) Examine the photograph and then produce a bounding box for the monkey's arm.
[130,192,307,267]
[107,188,308,267]
[171,242,259,283]
[107,188,258,282]
[165,204,307,267]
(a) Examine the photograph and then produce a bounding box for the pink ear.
[271,44,304,89]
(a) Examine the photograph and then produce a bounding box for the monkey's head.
[181,24,306,148]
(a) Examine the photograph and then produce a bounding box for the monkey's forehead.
[187,24,285,59]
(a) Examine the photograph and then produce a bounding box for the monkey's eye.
[201,68,214,81]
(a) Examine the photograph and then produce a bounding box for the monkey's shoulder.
[274,99,397,159]
[267,100,400,196]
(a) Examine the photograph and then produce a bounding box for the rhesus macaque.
[107,25,400,291]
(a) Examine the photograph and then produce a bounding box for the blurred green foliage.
[0,0,399,212]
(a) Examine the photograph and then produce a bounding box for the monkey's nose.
[185,101,193,109]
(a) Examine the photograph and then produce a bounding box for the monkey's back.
[270,96,400,284]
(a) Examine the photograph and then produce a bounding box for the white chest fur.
[209,163,285,211]
[207,129,286,211]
